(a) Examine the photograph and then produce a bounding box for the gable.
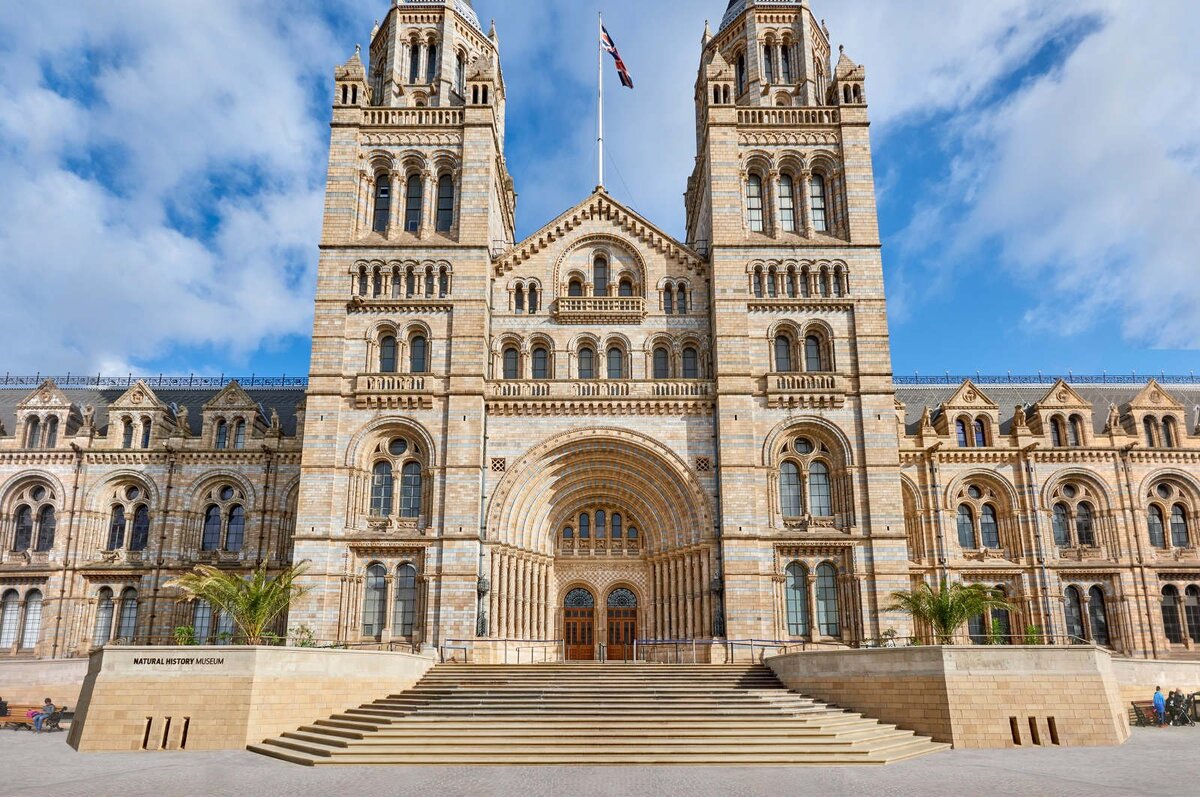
[1127,380,1186,412]
[202,380,260,413]
[1033,380,1094,411]
[107,380,167,412]
[941,380,999,412]
[16,379,74,411]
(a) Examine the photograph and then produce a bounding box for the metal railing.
[633,639,701,664]
[894,372,1200,386]
[0,374,308,390]
[440,638,564,664]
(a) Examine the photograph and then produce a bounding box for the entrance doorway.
[564,588,595,660]
[606,588,638,661]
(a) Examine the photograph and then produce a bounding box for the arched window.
[957,505,976,549]
[410,335,428,373]
[35,506,55,552]
[804,335,825,372]
[406,267,416,297]
[653,347,670,379]
[372,173,391,232]
[1053,503,1071,546]
[122,419,134,449]
[532,347,549,380]
[44,417,58,448]
[752,269,764,298]
[682,347,699,379]
[763,44,775,83]
[809,462,833,516]
[1051,417,1065,447]
[1075,503,1095,546]
[593,256,609,296]
[426,42,438,83]
[1162,586,1184,643]
[774,335,793,372]
[578,347,595,379]
[1184,586,1200,644]
[140,419,152,449]
[115,588,136,642]
[973,419,987,448]
[358,267,369,296]
[810,173,828,232]
[92,588,114,647]
[596,510,607,538]
[0,591,18,648]
[405,174,423,232]
[606,347,624,379]
[780,174,796,231]
[371,461,394,516]
[1144,417,1158,448]
[980,504,1000,549]
[676,284,688,314]
[736,53,747,95]
[618,278,633,297]
[25,417,39,448]
[409,42,421,83]
[746,174,765,232]
[380,336,398,373]
[562,525,574,541]
[579,513,591,539]
[192,598,213,645]
[990,596,1012,645]
[1088,586,1110,647]
[833,268,846,297]
[568,278,584,297]
[21,590,43,649]
[201,505,222,551]
[956,420,969,448]
[502,347,520,380]
[968,613,988,644]
[1148,505,1167,548]
[527,284,538,312]
[664,287,674,314]
[400,461,422,518]
[424,268,434,297]
[440,267,450,298]
[514,285,525,312]
[1063,586,1085,642]
[1163,418,1177,449]
[1069,415,1085,447]
[815,563,840,636]
[786,269,797,298]
[819,268,831,297]
[215,419,228,450]
[362,564,388,637]
[456,52,466,94]
[781,45,792,83]
[785,562,809,636]
[780,461,803,517]
[130,505,150,552]
[232,420,246,450]
[394,563,418,637]
[611,513,622,539]
[435,174,455,232]
[225,506,245,553]
[1171,504,1190,547]
[12,506,33,552]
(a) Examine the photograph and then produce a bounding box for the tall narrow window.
[1070,416,1085,447]
[785,562,809,636]
[763,44,774,83]
[664,288,674,314]
[527,285,538,312]
[786,269,797,297]
[456,53,466,95]
[35,507,55,552]
[752,270,764,298]
[1053,503,1071,546]
[25,417,39,448]
[968,613,988,644]
[682,347,699,379]
[767,269,778,298]
[409,42,420,83]
[611,513,623,539]
[424,269,434,297]
[1163,418,1177,448]
[192,599,212,645]
[1185,586,1200,644]
[747,174,764,232]
[44,417,58,448]
[503,347,520,380]
[780,462,803,517]
[1171,504,1190,547]
[532,347,549,380]
[380,336,397,373]
[956,420,969,448]
[1149,505,1167,548]
[410,335,428,373]
[607,347,624,379]
[805,335,825,372]
[93,589,114,647]
[225,506,245,553]
[974,419,987,448]
[400,462,422,518]
[426,42,438,83]
[116,588,137,642]
[1075,503,1095,546]
[514,285,525,312]
[130,505,150,552]
[436,174,454,232]
[1088,586,1111,647]
[676,285,688,314]
[122,420,134,449]
[371,461,394,516]
[595,510,607,538]
[579,513,591,539]
[1051,418,1065,447]
[578,347,595,379]
[0,591,18,648]
[201,505,222,551]
[810,173,828,232]
[373,174,391,232]
[233,420,246,450]
[653,347,670,379]
[1063,586,1085,642]
[779,174,796,231]
[362,564,388,637]
[21,590,43,649]
[815,563,840,636]
[406,268,416,297]
[1163,586,1184,643]
[774,335,793,372]
[593,256,609,296]
[781,45,792,83]
[13,506,33,552]
[618,279,634,297]
[394,564,418,636]
[809,462,833,516]
[568,279,583,297]
[405,174,423,232]
[957,505,976,549]
[1144,417,1158,448]
[106,505,127,551]
[1066,415,1081,447]
[215,420,228,450]
[736,54,747,95]
[439,268,450,298]
[140,419,152,449]
[980,504,1000,549]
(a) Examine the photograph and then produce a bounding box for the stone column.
[388,171,401,236]
[800,170,815,237]
[489,550,500,638]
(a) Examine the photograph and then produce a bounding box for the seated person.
[32,698,55,732]
[0,696,7,717]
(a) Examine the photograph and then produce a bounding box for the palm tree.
[168,562,309,646]
[888,579,1012,645]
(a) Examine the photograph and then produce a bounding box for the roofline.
[0,375,308,391]
[894,375,1200,387]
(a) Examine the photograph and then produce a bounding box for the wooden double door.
[606,607,636,661]
[562,587,638,661]
[564,606,595,661]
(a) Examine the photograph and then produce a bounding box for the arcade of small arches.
[559,506,641,555]
[370,323,432,375]
[771,323,835,374]
[742,152,846,238]
[490,334,711,382]
[19,414,61,450]
[750,260,849,299]
[365,436,428,522]
[561,250,645,300]
[769,427,855,528]
[367,156,460,236]
[354,260,453,299]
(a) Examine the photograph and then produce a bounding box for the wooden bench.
[1131,700,1160,727]
[0,706,42,730]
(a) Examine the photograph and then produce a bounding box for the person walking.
[1154,686,1167,727]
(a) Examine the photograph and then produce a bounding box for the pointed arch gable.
[81,470,163,511]
[1039,468,1115,512]
[941,469,1020,511]
[343,416,438,470]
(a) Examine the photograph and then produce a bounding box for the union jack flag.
[601,25,634,89]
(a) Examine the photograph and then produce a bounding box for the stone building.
[1,0,1199,662]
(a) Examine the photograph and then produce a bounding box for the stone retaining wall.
[0,658,89,707]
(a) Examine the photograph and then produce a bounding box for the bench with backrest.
[0,706,42,730]
[1131,700,1160,727]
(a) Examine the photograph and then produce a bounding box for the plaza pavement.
[0,727,1193,796]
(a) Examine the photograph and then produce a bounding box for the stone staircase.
[248,663,949,766]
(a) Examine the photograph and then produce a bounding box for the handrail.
[441,638,565,664]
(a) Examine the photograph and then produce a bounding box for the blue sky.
[1,0,1198,379]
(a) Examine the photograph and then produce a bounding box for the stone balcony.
[487,380,713,416]
[763,372,846,409]
[361,108,464,127]
[353,373,440,410]
[552,296,647,325]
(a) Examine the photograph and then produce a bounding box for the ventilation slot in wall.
[1047,716,1060,745]
[141,717,153,750]
[1027,716,1042,746]
[1009,716,1022,746]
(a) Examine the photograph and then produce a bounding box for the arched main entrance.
[606,588,637,661]
[564,588,595,660]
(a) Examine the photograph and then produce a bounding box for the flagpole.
[598,11,604,190]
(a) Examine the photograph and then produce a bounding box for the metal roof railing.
[894,372,1200,386]
[0,374,309,390]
